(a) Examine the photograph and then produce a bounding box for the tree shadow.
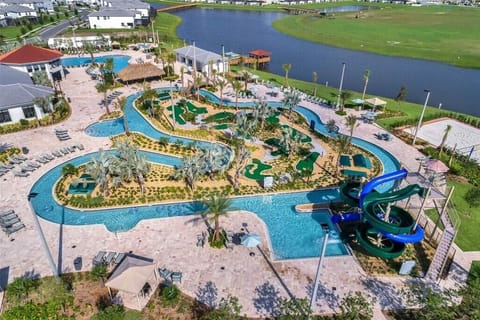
[305,280,339,312]
[196,281,218,308]
[252,281,281,318]
[361,277,403,309]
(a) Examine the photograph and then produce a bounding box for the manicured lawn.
[244,158,272,180]
[1,26,22,39]
[272,4,480,68]
[204,111,235,123]
[296,152,320,172]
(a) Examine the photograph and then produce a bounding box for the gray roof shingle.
[0,65,33,85]
[0,84,53,110]
[175,45,222,66]
[89,8,135,18]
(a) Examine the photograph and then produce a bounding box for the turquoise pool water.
[30,150,345,259]
[62,55,130,73]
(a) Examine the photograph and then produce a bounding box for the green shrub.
[161,285,180,306]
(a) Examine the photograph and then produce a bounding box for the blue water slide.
[380,226,425,243]
[358,168,408,208]
[331,212,362,224]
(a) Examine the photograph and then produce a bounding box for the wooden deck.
[157,3,198,12]
[229,56,270,66]
[282,7,318,15]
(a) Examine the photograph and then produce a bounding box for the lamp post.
[221,44,225,78]
[310,224,330,313]
[335,62,346,109]
[27,193,58,278]
[412,89,431,146]
[170,80,175,130]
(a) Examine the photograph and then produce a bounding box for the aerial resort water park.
[1,2,480,319]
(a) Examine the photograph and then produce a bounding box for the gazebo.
[117,63,165,84]
[365,97,387,111]
[105,255,158,310]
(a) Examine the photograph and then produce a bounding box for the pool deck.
[0,50,478,318]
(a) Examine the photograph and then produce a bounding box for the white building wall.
[88,15,134,29]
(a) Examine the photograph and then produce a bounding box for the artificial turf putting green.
[213,123,229,130]
[204,111,235,123]
[244,158,273,180]
[296,152,320,172]
[186,101,207,114]
[166,104,186,125]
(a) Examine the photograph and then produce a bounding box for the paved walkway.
[0,53,478,318]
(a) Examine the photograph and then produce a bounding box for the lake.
[173,8,480,117]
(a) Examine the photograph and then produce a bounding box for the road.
[39,11,89,40]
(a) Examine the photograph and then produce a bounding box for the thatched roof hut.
[117,63,165,83]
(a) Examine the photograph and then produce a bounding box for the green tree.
[277,297,312,320]
[240,70,251,91]
[336,291,375,320]
[233,143,251,190]
[199,195,234,243]
[173,155,203,191]
[279,126,302,159]
[32,70,52,87]
[335,135,351,168]
[361,69,371,104]
[217,78,227,109]
[339,91,352,113]
[252,99,273,130]
[140,83,158,118]
[231,80,243,111]
[90,263,108,284]
[438,124,452,157]
[91,304,125,320]
[86,149,114,197]
[6,276,38,303]
[344,114,359,143]
[114,96,129,135]
[282,91,301,120]
[282,63,292,87]
[326,119,337,134]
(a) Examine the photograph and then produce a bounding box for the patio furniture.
[3,223,25,235]
[114,252,126,265]
[13,170,29,177]
[104,252,116,265]
[158,268,172,281]
[93,251,107,265]
[0,216,21,228]
[171,272,182,283]
[0,209,15,217]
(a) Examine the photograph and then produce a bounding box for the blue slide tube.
[379,226,425,243]
[358,168,408,209]
[331,212,362,224]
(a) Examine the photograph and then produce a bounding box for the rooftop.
[0,45,62,65]
[175,45,223,65]
[0,83,53,110]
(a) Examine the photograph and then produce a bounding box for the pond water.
[174,8,480,117]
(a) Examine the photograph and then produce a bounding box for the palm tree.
[114,96,129,135]
[231,80,243,111]
[345,114,359,141]
[439,124,452,157]
[194,74,203,101]
[115,139,151,194]
[232,111,256,141]
[282,91,301,120]
[32,70,52,87]
[199,195,234,243]
[61,163,78,177]
[173,156,203,191]
[86,150,114,197]
[180,66,186,90]
[97,82,111,115]
[253,99,272,130]
[312,71,318,96]
[240,70,251,91]
[140,83,157,118]
[198,145,226,180]
[279,126,302,159]
[233,143,251,190]
[339,91,352,113]
[282,63,292,87]
[361,69,371,110]
[217,78,227,109]
[166,52,176,77]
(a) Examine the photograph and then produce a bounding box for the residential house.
[0,44,64,82]
[175,45,228,79]
[0,4,37,25]
[0,65,54,126]
[88,9,135,29]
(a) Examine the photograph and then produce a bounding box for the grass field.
[272,4,480,69]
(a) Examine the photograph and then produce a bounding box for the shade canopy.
[105,256,155,294]
[240,233,261,247]
[117,63,165,82]
[351,98,364,104]
[365,97,387,107]
[341,169,367,178]
[424,159,449,173]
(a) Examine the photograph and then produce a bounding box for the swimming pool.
[30,150,346,259]
[62,55,131,73]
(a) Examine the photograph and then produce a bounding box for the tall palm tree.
[439,124,452,157]
[194,74,203,101]
[339,91,352,113]
[232,111,257,141]
[345,114,359,142]
[86,150,114,197]
[279,126,302,159]
[198,145,226,180]
[96,82,111,115]
[231,80,243,111]
[233,143,251,190]
[282,92,301,120]
[326,119,337,134]
[180,66,186,90]
[312,71,318,96]
[140,83,157,118]
[199,195,234,243]
[282,63,292,87]
[240,70,251,91]
[361,69,371,110]
[114,96,129,135]
[166,52,176,77]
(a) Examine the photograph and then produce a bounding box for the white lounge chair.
[13,170,29,177]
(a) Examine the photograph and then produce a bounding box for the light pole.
[27,193,59,278]
[335,62,346,109]
[170,80,176,130]
[221,44,225,78]
[310,224,330,313]
[412,89,431,146]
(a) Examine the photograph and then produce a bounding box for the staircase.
[425,226,456,282]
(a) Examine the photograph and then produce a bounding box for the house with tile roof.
[0,65,54,125]
[175,45,228,79]
[0,45,64,82]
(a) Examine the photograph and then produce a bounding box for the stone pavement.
[0,54,477,318]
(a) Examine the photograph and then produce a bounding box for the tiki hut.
[117,63,165,84]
